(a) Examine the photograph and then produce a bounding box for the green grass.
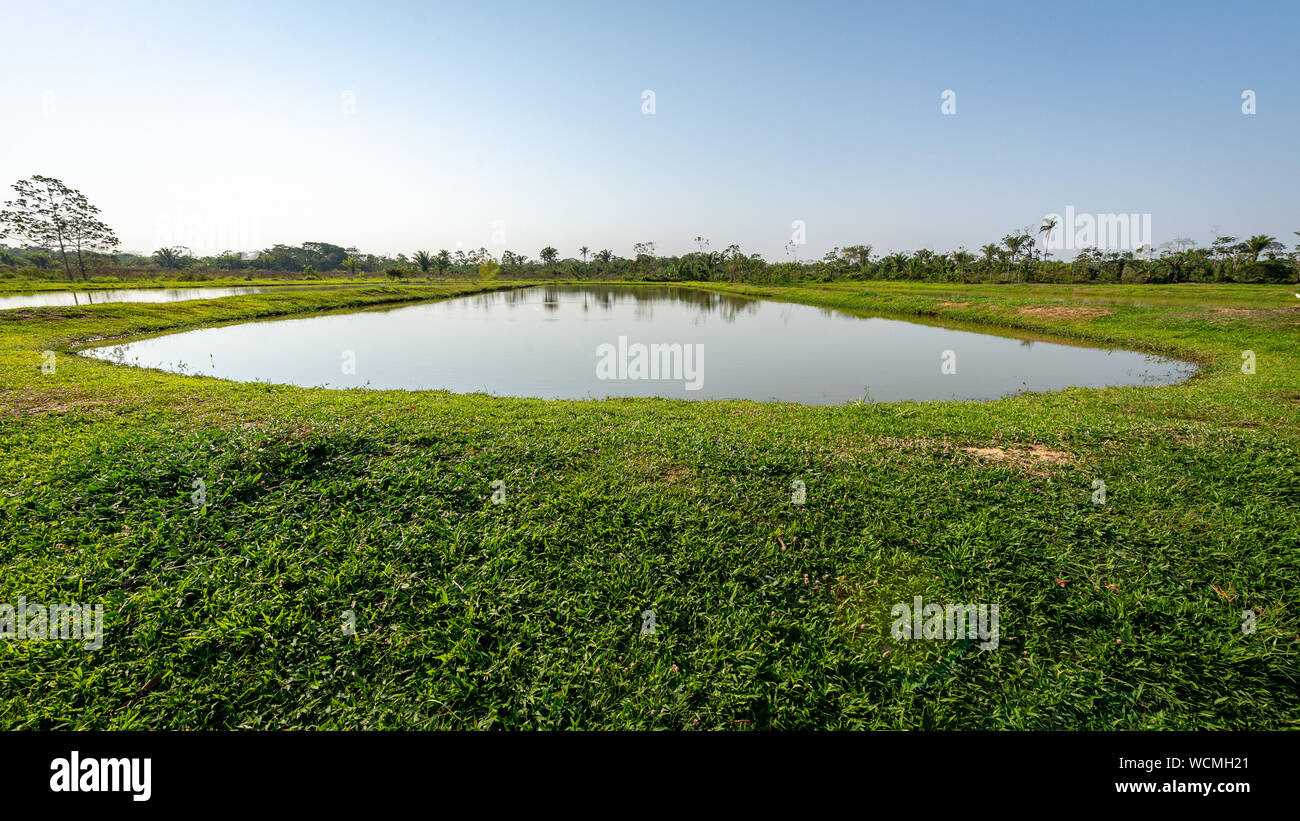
[1,280,1297,729]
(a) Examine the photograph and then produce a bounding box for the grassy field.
[0,280,1297,729]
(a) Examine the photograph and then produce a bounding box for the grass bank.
[0,281,1296,729]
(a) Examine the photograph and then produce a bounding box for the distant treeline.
[2,234,1297,285]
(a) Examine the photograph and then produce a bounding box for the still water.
[84,285,1195,404]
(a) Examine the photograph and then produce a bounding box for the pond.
[83,285,1195,404]
[0,284,351,310]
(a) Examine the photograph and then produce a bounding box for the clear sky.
[1,0,1296,260]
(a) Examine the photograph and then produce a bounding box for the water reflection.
[463,284,762,322]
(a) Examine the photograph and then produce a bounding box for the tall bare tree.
[0,175,119,281]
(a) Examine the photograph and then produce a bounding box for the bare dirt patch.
[961,445,1074,466]
[661,464,692,484]
[0,386,110,418]
[627,454,694,484]
[835,437,1075,471]
[935,301,970,308]
[0,306,93,322]
[1016,306,1114,321]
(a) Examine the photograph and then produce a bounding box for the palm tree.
[413,250,433,272]
[539,247,558,267]
[1244,234,1277,261]
[578,246,590,263]
[153,246,189,270]
[1001,234,1027,265]
[1038,217,1059,260]
[980,243,1000,264]
[342,256,362,276]
[434,250,451,277]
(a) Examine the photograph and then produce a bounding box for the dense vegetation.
[3,176,1295,286]
[4,233,1296,287]
[1,280,1296,729]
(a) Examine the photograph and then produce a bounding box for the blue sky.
[1,0,1296,259]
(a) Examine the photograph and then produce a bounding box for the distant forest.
[2,233,1297,286]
